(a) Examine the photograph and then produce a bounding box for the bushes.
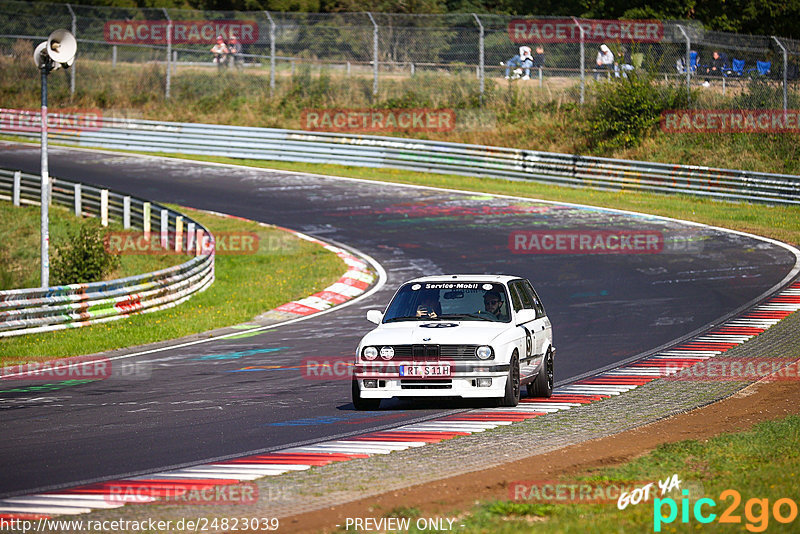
[51,221,119,286]
[584,74,689,151]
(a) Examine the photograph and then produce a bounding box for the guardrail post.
[143,202,151,240]
[187,221,196,252]
[160,208,169,250]
[264,11,276,94]
[13,171,21,206]
[175,215,183,252]
[123,196,131,229]
[367,12,379,97]
[100,189,109,227]
[74,183,81,216]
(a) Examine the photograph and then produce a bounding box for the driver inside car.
[415,291,441,318]
[483,290,506,320]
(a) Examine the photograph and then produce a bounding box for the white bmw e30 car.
[352,274,554,410]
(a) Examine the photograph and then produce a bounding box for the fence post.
[676,24,691,105]
[472,13,485,105]
[123,196,131,229]
[100,189,109,227]
[74,183,81,216]
[175,215,183,252]
[143,202,151,240]
[572,17,585,105]
[13,171,21,206]
[162,8,172,99]
[264,11,276,94]
[771,36,789,114]
[112,45,117,68]
[66,3,76,96]
[367,12,379,97]
[187,221,196,252]
[160,209,169,250]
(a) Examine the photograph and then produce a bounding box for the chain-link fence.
[1,0,799,115]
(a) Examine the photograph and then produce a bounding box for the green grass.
[440,415,800,533]
[139,153,800,248]
[0,205,346,362]
[0,200,186,290]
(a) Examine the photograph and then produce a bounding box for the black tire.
[351,379,381,410]
[500,352,521,407]
[528,347,554,398]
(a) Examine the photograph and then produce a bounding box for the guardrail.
[0,168,214,337]
[2,111,798,205]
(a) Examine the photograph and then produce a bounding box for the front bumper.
[354,362,509,399]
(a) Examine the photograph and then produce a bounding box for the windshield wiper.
[384,316,431,323]
[438,313,495,322]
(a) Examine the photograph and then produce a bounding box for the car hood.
[361,321,510,347]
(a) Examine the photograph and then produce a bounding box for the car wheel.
[352,379,381,411]
[528,347,554,398]
[500,352,521,407]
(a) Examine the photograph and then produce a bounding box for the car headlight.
[362,346,378,361]
[476,345,493,360]
[379,346,395,360]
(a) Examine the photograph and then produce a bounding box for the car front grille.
[389,345,481,361]
[400,379,453,389]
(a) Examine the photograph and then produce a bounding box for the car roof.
[402,274,523,285]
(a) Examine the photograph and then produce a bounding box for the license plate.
[400,364,451,377]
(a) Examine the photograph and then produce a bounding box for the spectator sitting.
[210,36,229,71]
[227,36,242,68]
[519,45,534,79]
[615,45,634,78]
[532,46,545,70]
[703,50,728,85]
[595,44,614,80]
[502,53,522,79]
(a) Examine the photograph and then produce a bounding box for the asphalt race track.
[0,143,797,498]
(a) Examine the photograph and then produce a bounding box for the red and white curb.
[2,281,798,520]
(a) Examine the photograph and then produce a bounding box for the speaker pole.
[40,54,51,288]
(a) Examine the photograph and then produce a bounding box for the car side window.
[507,283,524,312]
[523,280,546,318]
[512,281,535,309]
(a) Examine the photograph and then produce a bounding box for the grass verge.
[140,153,800,247]
[435,414,800,533]
[0,200,185,290]
[0,205,345,362]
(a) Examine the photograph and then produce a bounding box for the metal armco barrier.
[2,111,798,205]
[0,168,215,337]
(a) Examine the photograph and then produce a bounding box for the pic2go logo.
[654,489,799,532]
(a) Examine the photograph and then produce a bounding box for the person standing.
[595,44,614,80]
[211,36,229,71]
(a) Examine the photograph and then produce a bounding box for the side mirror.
[366,310,383,324]
[515,309,537,325]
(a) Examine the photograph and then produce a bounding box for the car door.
[521,280,551,357]
[508,281,537,378]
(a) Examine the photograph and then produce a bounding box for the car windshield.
[383,281,511,323]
